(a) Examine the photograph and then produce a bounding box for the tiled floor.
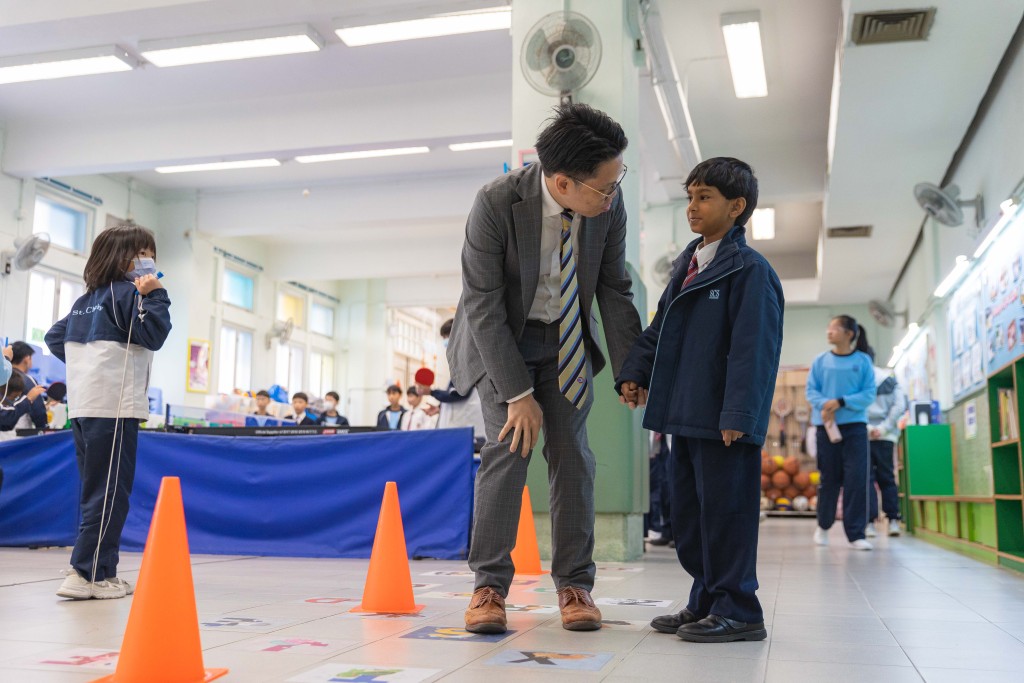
[2,519,1024,681]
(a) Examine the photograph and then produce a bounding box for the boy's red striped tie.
[682,253,699,288]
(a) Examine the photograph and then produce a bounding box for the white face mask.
[442,338,449,349]
[324,400,336,410]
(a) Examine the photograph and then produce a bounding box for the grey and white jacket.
[866,367,907,443]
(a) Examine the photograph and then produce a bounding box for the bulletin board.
[947,388,994,497]
[978,224,1024,374]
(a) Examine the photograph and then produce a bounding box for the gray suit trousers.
[469,321,596,596]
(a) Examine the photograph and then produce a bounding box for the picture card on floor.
[420,570,474,577]
[287,663,441,682]
[302,597,360,605]
[236,637,352,655]
[419,591,475,600]
[199,615,299,631]
[596,566,644,573]
[23,648,119,672]
[594,598,673,607]
[340,610,431,620]
[541,619,649,631]
[411,583,442,591]
[485,649,614,671]
[504,604,559,614]
[401,626,516,642]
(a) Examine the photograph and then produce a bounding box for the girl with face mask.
[316,391,350,426]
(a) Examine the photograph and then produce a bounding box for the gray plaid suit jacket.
[447,162,642,403]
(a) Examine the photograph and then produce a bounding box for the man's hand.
[134,274,163,296]
[500,394,543,458]
[27,385,46,401]
[618,381,648,410]
[2,345,12,361]
[722,429,744,447]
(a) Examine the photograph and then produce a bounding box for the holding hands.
[619,381,648,409]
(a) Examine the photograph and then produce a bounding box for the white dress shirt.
[693,238,722,274]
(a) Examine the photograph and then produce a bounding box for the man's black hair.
[11,341,34,366]
[440,318,454,338]
[535,103,627,180]
[684,157,758,227]
[292,392,308,402]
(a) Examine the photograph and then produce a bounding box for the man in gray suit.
[448,104,642,634]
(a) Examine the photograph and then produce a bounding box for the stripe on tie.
[558,210,590,409]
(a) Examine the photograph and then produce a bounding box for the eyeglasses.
[570,165,628,200]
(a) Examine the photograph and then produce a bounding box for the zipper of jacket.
[646,263,744,405]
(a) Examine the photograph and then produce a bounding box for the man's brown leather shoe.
[557,586,602,631]
[465,587,507,634]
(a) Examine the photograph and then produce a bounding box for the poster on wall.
[895,327,932,403]
[948,276,986,401]
[979,222,1024,374]
[187,339,211,393]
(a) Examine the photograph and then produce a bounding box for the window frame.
[217,323,254,395]
[220,265,257,312]
[25,267,87,351]
[33,190,93,256]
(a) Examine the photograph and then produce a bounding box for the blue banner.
[0,428,474,560]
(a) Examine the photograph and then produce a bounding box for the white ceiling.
[0,0,1020,305]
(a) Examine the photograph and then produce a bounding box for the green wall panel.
[905,425,955,496]
[949,389,994,497]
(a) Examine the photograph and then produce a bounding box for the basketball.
[762,456,777,475]
[766,488,782,501]
[794,472,811,488]
[783,485,799,500]
[761,474,771,491]
[783,456,799,476]
[771,470,790,489]
[803,486,817,499]
[809,496,817,510]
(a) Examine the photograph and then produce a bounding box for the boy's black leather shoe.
[676,614,767,643]
[650,608,700,634]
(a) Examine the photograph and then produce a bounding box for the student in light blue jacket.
[806,316,877,550]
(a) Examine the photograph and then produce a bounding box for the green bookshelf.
[989,358,1024,569]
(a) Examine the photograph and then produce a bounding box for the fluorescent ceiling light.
[721,11,768,98]
[155,159,281,174]
[933,255,970,298]
[448,139,513,152]
[336,7,511,46]
[886,346,901,369]
[750,207,775,240]
[897,323,920,350]
[973,197,1020,258]
[295,147,430,163]
[0,46,133,85]
[140,25,323,67]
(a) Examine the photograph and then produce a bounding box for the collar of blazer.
[672,224,748,291]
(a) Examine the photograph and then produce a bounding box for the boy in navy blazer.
[617,157,784,643]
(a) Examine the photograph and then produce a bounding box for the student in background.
[867,366,907,537]
[246,389,276,427]
[10,341,47,429]
[1,344,12,385]
[284,392,316,425]
[0,372,45,433]
[401,386,435,430]
[376,385,406,430]
[316,391,350,426]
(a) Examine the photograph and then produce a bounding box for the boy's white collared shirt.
[693,238,722,274]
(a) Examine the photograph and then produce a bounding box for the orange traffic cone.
[93,477,227,683]
[351,481,425,614]
[512,486,549,576]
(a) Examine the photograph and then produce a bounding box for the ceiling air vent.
[827,225,873,238]
[851,8,936,45]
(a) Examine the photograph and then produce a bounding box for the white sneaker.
[813,527,829,546]
[56,571,92,600]
[850,539,873,551]
[107,577,134,595]
[888,520,901,536]
[866,524,878,538]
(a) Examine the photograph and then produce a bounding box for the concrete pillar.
[512,0,648,561]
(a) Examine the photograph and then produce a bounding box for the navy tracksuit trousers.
[815,422,869,542]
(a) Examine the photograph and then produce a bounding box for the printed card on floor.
[411,583,442,591]
[199,615,298,631]
[594,576,625,582]
[419,570,474,577]
[504,604,560,614]
[542,619,648,631]
[236,637,352,655]
[510,579,539,586]
[302,597,360,605]
[286,663,441,683]
[485,649,614,671]
[530,587,559,594]
[418,591,475,600]
[401,626,515,643]
[25,648,119,672]
[594,598,673,608]
[596,566,644,573]
[340,610,430,620]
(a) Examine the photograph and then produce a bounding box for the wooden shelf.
[995,494,1024,500]
[993,439,1020,448]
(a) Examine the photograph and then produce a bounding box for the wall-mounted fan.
[2,233,50,275]
[521,11,602,104]
[265,318,294,349]
[914,182,984,227]
[650,243,678,287]
[868,299,899,328]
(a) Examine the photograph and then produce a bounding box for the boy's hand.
[27,385,47,401]
[619,381,648,409]
[415,383,432,396]
[500,394,543,458]
[134,274,163,296]
[423,405,440,417]
[721,429,744,446]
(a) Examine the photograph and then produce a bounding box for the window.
[222,268,255,310]
[309,351,335,398]
[277,290,305,328]
[310,301,335,337]
[25,270,86,349]
[275,344,304,394]
[218,325,253,394]
[34,195,89,253]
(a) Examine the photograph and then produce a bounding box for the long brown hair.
[83,223,157,292]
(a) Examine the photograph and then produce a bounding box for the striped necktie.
[558,210,590,409]
[681,253,699,289]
